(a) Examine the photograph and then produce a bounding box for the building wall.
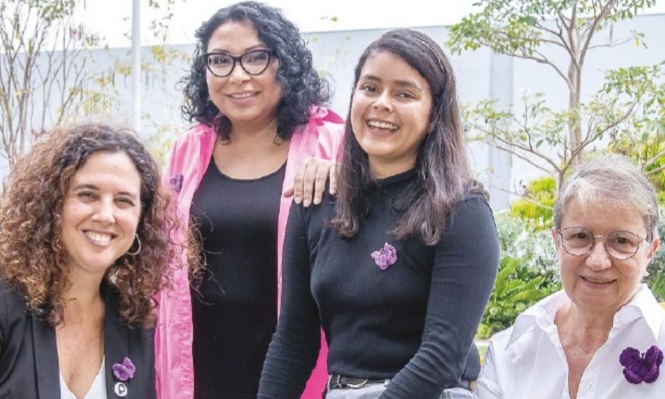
[8,13,664,210]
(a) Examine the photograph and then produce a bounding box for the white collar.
[506,284,664,349]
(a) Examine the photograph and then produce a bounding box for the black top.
[259,170,499,398]
[190,159,285,398]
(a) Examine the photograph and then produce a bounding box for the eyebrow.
[72,183,139,199]
[360,74,424,92]
[207,44,267,54]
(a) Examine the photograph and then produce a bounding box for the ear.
[551,227,558,246]
[645,236,660,264]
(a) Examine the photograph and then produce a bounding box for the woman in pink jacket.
[155,2,343,398]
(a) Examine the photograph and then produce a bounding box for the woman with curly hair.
[155,2,344,399]
[0,123,182,398]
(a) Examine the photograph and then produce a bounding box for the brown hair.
[0,123,186,328]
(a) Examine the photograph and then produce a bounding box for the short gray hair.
[553,154,659,241]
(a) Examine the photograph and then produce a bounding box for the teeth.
[86,231,112,244]
[230,92,255,99]
[367,120,398,131]
[584,277,612,284]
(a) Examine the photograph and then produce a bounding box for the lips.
[581,276,616,285]
[366,119,398,131]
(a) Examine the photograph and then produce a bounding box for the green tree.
[447,0,662,189]
[0,0,188,170]
[0,0,98,167]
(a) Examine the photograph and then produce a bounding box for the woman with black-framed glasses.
[155,2,344,399]
[478,154,665,399]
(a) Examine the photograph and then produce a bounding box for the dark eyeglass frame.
[556,226,646,260]
[202,49,274,78]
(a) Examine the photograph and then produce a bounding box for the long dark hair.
[180,1,330,140]
[332,29,487,245]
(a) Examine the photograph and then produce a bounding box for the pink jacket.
[155,107,344,399]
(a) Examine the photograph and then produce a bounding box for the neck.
[556,303,613,351]
[230,117,279,141]
[62,270,105,307]
[369,158,416,180]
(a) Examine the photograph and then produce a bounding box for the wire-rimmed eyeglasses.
[557,226,646,260]
[203,50,274,78]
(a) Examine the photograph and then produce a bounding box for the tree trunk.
[568,61,583,167]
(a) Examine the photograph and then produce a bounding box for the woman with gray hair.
[477,154,665,399]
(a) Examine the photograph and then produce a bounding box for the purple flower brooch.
[170,173,184,193]
[371,243,398,270]
[112,357,135,397]
[113,357,136,381]
[620,345,663,384]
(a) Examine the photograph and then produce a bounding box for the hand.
[284,157,337,207]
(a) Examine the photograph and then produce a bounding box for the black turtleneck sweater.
[259,170,499,398]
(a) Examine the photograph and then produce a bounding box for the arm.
[258,201,322,398]
[475,340,504,399]
[381,197,499,398]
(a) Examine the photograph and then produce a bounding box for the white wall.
[8,13,665,211]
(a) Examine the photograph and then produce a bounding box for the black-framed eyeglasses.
[203,50,274,78]
[557,227,646,260]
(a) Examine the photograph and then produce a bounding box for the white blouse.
[60,357,108,399]
[477,285,665,399]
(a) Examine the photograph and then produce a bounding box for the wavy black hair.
[181,1,330,140]
[332,29,488,245]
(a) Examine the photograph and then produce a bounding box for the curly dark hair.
[0,123,182,328]
[180,1,330,140]
[332,29,488,245]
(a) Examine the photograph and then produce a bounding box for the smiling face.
[553,198,659,315]
[205,20,282,130]
[350,51,433,178]
[60,151,142,280]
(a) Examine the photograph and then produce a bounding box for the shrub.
[509,176,556,230]
[478,211,561,339]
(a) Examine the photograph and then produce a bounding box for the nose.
[585,238,612,271]
[228,60,250,83]
[372,91,393,112]
[91,199,115,225]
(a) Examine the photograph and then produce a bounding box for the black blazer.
[0,282,156,399]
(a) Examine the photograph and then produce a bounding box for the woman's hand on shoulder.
[283,157,337,207]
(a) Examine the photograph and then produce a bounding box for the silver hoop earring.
[127,234,142,256]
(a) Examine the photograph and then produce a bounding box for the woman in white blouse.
[477,154,665,399]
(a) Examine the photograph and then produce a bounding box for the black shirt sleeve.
[258,201,322,398]
[380,197,499,398]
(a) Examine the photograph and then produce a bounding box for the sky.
[76,0,665,48]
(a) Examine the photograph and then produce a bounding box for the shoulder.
[0,281,31,343]
[170,123,216,155]
[459,191,492,212]
[288,107,345,162]
[302,107,345,142]
[0,281,27,315]
[308,107,345,127]
[491,290,564,354]
[443,192,495,235]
